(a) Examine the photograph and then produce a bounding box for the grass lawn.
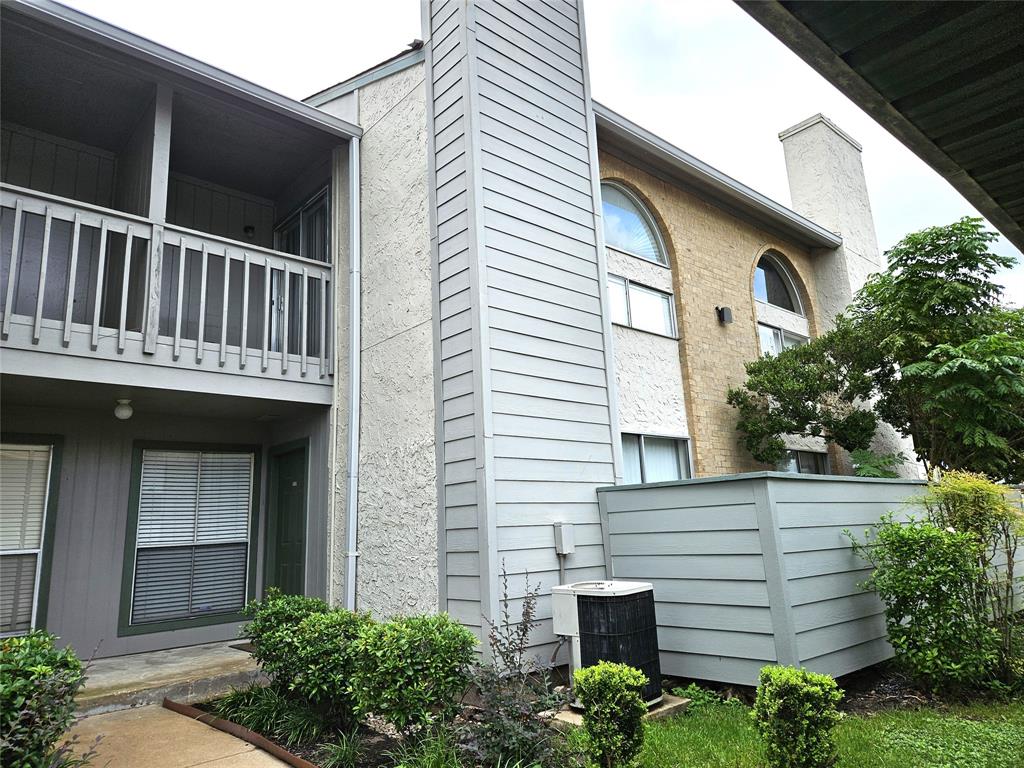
[640,699,1024,768]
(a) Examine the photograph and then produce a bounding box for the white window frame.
[127,448,255,628]
[0,444,53,637]
[757,322,809,356]
[608,274,677,338]
[621,433,692,484]
[600,181,669,266]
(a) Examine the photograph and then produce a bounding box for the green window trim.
[0,432,63,633]
[117,440,262,638]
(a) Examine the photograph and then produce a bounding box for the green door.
[266,445,307,595]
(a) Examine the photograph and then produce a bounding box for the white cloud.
[56,0,1022,304]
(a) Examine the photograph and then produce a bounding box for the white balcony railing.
[1,184,333,388]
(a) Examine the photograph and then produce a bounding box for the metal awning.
[738,1,1024,252]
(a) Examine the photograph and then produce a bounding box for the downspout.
[344,136,361,611]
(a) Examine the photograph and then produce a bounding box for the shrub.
[752,666,843,768]
[211,683,327,746]
[0,632,86,768]
[460,568,565,767]
[852,514,1000,691]
[290,609,372,727]
[241,588,329,686]
[919,471,1023,682]
[317,731,364,768]
[387,728,464,768]
[350,613,476,731]
[573,662,648,768]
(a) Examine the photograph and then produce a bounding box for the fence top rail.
[0,183,153,227]
[596,471,928,495]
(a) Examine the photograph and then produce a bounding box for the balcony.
[0,2,355,403]
[1,184,333,395]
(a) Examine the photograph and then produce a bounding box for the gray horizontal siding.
[600,473,929,685]
[427,0,617,653]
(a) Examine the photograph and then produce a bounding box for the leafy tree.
[728,217,1024,481]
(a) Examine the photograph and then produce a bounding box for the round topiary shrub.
[573,661,648,768]
[752,665,843,768]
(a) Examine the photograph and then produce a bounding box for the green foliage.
[573,662,648,768]
[290,609,372,727]
[388,728,465,768]
[670,683,745,715]
[851,514,1000,692]
[241,588,329,686]
[211,683,327,747]
[728,217,1024,482]
[726,322,877,465]
[461,568,566,768]
[0,632,86,768]
[918,471,1023,684]
[850,449,905,478]
[316,731,364,768]
[751,666,843,768]
[350,613,476,731]
[213,684,292,737]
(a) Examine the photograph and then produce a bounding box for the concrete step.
[76,641,262,717]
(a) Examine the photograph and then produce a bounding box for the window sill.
[118,610,245,637]
[611,320,679,341]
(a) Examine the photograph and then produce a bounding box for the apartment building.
[1,0,909,659]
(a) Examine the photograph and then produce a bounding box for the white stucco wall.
[606,248,689,440]
[780,114,922,479]
[323,61,440,615]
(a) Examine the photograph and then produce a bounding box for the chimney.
[779,114,882,326]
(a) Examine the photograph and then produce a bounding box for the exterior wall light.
[114,399,134,420]
[716,306,734,324]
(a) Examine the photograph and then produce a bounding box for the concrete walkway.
[78,642,261,716]
[68,705,287,767]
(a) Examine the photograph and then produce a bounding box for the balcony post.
[144,83,173,354]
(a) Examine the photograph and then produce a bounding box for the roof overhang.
[737,0,1024,253]
[594,102,843,250]
[4,0,362,140]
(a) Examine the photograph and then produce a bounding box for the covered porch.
[1,375,331,658]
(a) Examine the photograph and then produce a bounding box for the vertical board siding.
[1,124,116,209]
[166,174,276,249]
[601,474,929,685]
[425,0,617,649]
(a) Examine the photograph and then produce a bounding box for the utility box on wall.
[552,580,662,704]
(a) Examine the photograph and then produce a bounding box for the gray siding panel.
[426,0,617,652]
[601,474,927,685]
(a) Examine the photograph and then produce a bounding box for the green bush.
[852,513,1001,691]
[752,666,843,768]
[290,609,372,726]
[350,613,476,731]
[241,588,329,686]
[573,662,648,768]
[0,632,85,768]
[211,683,327,747]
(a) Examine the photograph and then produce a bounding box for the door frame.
[263,438,310,596]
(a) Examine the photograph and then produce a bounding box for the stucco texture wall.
[598,151,822,477]
[351,62,439,616]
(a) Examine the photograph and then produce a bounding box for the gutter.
[593,101,842,250]
[344,137,361,611]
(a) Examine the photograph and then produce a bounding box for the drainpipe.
[344,136,361,611]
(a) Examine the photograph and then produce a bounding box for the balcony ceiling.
[738,0,1024,252]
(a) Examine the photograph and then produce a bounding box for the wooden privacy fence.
[598,472,928,686]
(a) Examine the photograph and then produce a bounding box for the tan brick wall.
[599,150,823,477]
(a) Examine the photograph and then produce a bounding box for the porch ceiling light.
[114,399,134,420]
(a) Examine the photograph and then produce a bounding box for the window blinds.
[131,450,252,625]
[0,444,52,635]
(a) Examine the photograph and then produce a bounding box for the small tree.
[729,217,1024,482]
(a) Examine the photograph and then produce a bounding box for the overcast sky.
[61,0,1022,305]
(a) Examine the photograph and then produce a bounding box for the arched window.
[753,253,809,355]
[601,182,667,265]
[754,254,802,313]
